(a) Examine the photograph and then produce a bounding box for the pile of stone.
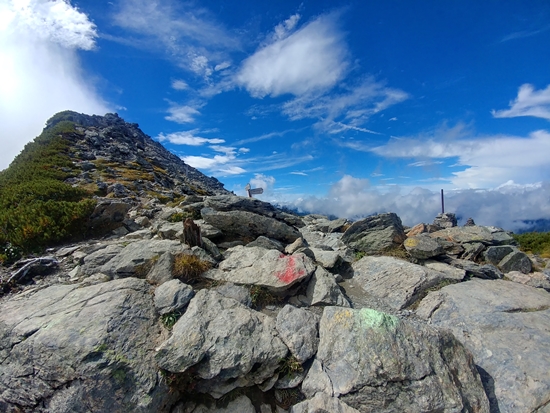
[0,195,549,413]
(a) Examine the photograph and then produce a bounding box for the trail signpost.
[245,183,264,198]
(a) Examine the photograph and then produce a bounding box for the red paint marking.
[275,255,305,284]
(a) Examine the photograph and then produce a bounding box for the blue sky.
[1,0,550,230]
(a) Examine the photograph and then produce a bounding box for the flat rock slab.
[205,246,315,292]
[155,289,288,397]
[0,278,168,412]
[430,226,515,246]
[350,256,464,310]
[302,306,489,413]
[416,279,550,413]
[201,208,301,244]
[404,233,444,259]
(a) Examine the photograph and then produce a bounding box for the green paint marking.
[358,308,399,331]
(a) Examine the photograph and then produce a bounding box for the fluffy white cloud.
[165,103,201,123]
[236,13,348,97]
[0,0,109,170]
[370,124,550,188]
[492,83,550,120]
[156,130,224,146]
[292,175,550,232]
[249,173,276,197]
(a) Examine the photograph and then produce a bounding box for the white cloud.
[236,12,348,98]
[282,77,409,132]
[156,130,224,146]
[112,0,238,79]
[272,13,300,41]
[249,173,276,197]
[171,79,188,90]
[291,171,308,176]
[291,175,550,232]
[492,83,550,120]
[0,0,109,170]
[219,166,246,175]
[371,125,550,188]
[165,102,201,123]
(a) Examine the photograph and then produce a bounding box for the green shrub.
[513,231,550,258]
[0,118,96,257]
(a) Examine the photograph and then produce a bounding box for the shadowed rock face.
[341,213,406,254]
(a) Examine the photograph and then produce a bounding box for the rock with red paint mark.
[204,246,315,292]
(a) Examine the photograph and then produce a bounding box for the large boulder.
[416,279,550,413]
[349,256,464,310]
[275,305,320,363]
[301,306,489,413]
[341,213,406,254]
[430,226,516,246]
[204,246,315,293]
[404,233,444,259]
[201,208,301,244]
[155,289,288,398]
[498,250,532,274]
[0,278,170,412]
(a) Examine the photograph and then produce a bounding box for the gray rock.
[285,237,308,254]
[441,257,504,279]
[498,250,532,274]
[0,278,169,412]
[99,239,186,278]
[506,271,550,291]
[89,199,131,233]
[156,222,183,240]
[290,392,361,413]
[205,246,315,293]
[79,243,125,276]
[430,226,516,246]
[461,241,485,261]
[155,289,288,396]
[195,219,223,239]
[191,395,255,413]
[201,208,301,244]
[483,245,516,265]
[416,279,550,413]
[154,279,194,315]
[327,218,348,233]
[403,233,444,259]
[309,247,341,269]
[303,306,489,413]
[341,213,406,255]
[205,195,279,217]
[276,305,320,363]
[305,267,350,307]
[247,236,285,252]
[201,237,223,261]
[146,251,174,285]
[351,256,464,310]
[212,282,252,306]
[433,212,457,228]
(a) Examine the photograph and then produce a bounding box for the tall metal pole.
[441,189,445,214]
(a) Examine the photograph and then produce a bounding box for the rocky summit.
[0,112,549,413]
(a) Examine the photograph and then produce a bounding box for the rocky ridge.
[0,113,549,412]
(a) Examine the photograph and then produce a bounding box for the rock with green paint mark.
[302,306,489,413]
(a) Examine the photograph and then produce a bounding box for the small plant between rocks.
[249,285,283,309]
[161,311,182,330]
[172,253,211,284]
[277,355,304,377]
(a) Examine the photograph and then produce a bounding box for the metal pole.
[441,189,445,214]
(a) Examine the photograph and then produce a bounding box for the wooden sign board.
[249,188,263,195]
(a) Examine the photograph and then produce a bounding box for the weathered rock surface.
[341,213,406,254]
[302,306,489,413]
[440,257,504,279]
[290,392,361,413]
[498,249,532,274]
[506,270,550,291]
[276,305,319,363]
[416,279,550,413]
[0,278,170,412]
[404,233,444,259]
[201,208,301,244]
[205,246,315,292]
[430,226,516,246]
[153,279,194,315]
[155,289,288,397]
[305,267,350,307]
[350,256,464,310]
